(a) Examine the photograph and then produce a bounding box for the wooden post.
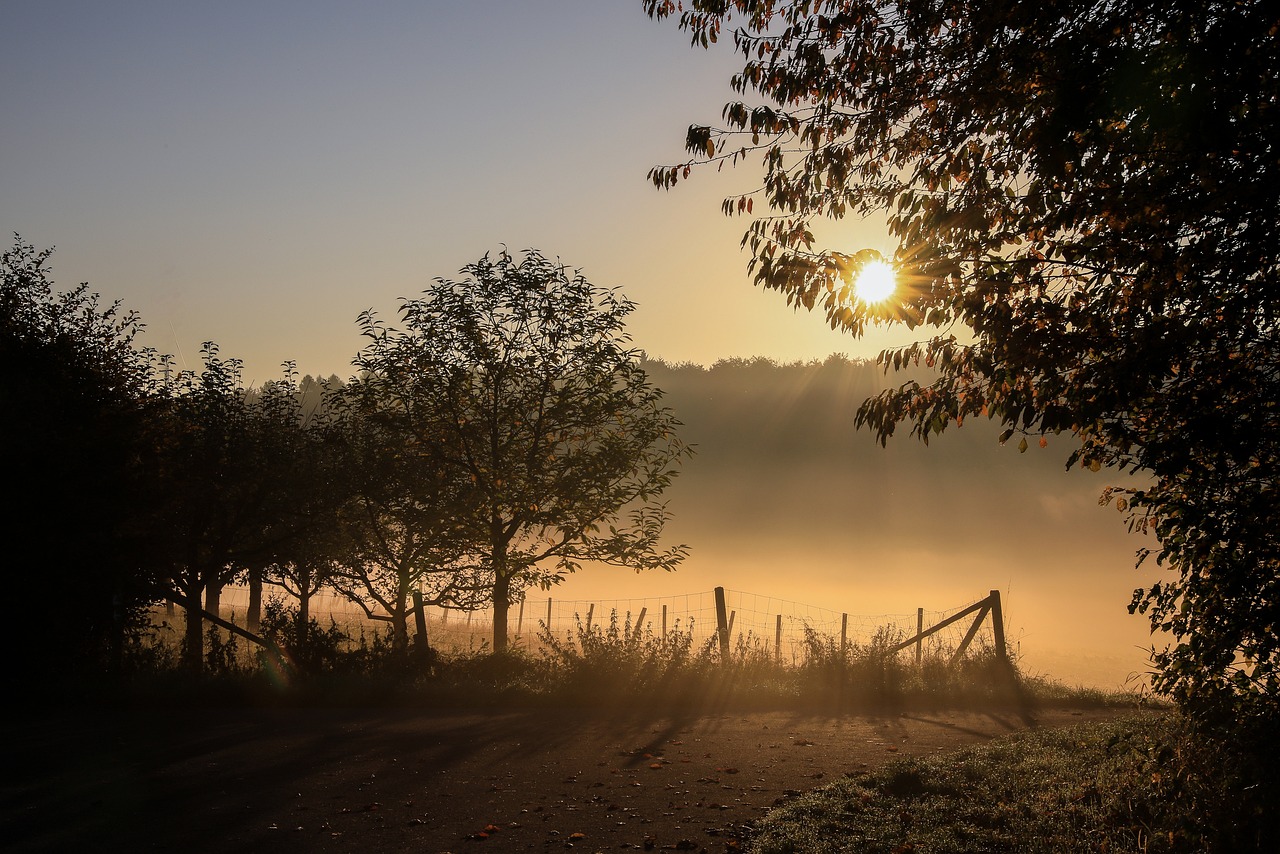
[662,604,668,637]
[546,597,552,631]
[633,607,647,640]
[517,598,525,636]
[916,607,924,667]
[586,603,595,631]
[412,590,429,658]
[713,587,730,663]
[840,613,849,658]
[728,610,736,637]
[775,614,782,663]
[950,604,992,665]
[989,589,1008,664]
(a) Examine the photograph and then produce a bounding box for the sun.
[854,260,897,304]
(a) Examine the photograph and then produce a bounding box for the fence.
[160,584,1007,666]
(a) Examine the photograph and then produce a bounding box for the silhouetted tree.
[353,250,691,653]
[644,2,1279,728]
[146,350,335,671]
[1,237,158,682]
[321,391,487,656]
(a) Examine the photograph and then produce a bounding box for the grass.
[104,604,1146,713]
[749,713,1274,853]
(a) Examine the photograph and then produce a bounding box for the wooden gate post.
[916,607,924,666]
[989,589,1008,664]
[713,587,730,663]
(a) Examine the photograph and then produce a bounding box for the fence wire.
[159,584,999,665]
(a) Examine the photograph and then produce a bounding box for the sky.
[2,0,902,384]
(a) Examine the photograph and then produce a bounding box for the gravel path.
[6,703,1125,853]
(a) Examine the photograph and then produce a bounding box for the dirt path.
[6,704,1126,853]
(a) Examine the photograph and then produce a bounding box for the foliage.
[643,1,1280,727]
[351,249,692,652]
[752,713,1275,853]
[536,609,716,696]
[1,236,158,681]
[327,365,489,654]
[258,594,352,674]
[143,350,344,669]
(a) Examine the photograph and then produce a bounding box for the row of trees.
[3,239,689,679]
[643,1,1278,731]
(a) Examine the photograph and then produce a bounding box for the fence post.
[916,607,924,667]
[662,604,668,638]
[989,589,1008,664]
[546,597,552,631]
[775,614,782,663]
[634,607,647,641]
[714,587,730,663]
[586,603,595,631]
[517,598,525,636]
[840,613,849,657]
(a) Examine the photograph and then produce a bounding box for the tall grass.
[115,605,1128,710]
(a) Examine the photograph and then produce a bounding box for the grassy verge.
[750,713,1272,853]
[92,605,1148,712]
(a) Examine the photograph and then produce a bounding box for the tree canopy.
[643,1,1279,726]
[352,250,692,653]
[2,236,158,680]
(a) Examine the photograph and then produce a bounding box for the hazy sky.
[3,1,902,383]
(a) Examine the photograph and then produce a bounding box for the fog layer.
[553,357,1159,689]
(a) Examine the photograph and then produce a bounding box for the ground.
[5,703,1126,853]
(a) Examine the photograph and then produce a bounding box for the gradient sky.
[3,0,902,383]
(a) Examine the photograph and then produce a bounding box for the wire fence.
[153,584,1000,665]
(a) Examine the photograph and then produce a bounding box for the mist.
[552,356,1160,690]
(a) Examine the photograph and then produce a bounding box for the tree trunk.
[205,584,221,619]
[205,576,224,654]
[296,563,312,652]
[392,577,410,654]
[182,581,204,673]
[492,570,510,655]
[247,566,263,634]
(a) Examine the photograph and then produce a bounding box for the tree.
[1,236,157,681]
[643,2,1279,725]
[146,350,338,671]
[353,250,692,653]
[323,387,488,656]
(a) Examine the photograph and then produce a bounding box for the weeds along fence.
[153,585,1008,668]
